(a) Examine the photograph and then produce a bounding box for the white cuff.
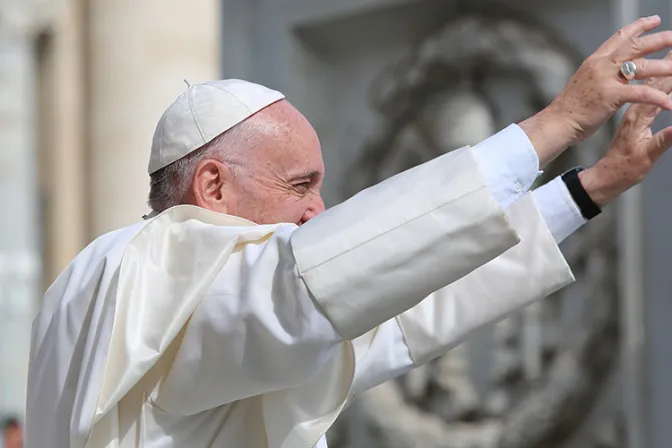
[472,124,541,209]
[396,193,575,366]
[533,176,588,244]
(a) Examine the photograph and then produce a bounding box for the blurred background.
[2,0,672,447]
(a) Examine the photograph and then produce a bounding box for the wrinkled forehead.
[246,101,324,177]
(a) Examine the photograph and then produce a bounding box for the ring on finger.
[620,60,638,81]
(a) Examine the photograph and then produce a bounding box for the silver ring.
[620,61,637,81]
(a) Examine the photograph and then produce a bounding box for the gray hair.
[147,120,254,212]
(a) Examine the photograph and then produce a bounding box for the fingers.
[646,74,672,98]
[627,52,672,121]
[622,101,659,127]
[645,51,672,89]
[618,84,672,110]
[617,30,672,60]
[635,58,672,79]
[597,15,661,54]
[650,126,672,159]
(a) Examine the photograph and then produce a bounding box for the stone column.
[39,0,87,284]
[86,0,220,236]
[0,3,44,418]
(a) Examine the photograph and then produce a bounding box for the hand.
[520,15,672,166]
[579,53,672,207]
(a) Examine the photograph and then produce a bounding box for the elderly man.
[25,16,672,448]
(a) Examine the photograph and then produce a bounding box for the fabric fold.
[292,146,521,339]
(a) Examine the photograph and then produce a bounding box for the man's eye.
[294,182,312,191]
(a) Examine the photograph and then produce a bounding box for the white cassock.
[25,126,585,447]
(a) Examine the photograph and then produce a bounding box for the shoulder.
[45,221,148,298]
[76,221,148,271]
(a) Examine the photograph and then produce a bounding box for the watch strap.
[561,167,602,220]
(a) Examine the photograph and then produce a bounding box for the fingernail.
[649,14,661,21]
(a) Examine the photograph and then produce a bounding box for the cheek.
[237,191,307,225]
[233,179,313,224]
[263,199,307,224]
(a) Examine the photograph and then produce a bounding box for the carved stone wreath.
[328,6,622,448]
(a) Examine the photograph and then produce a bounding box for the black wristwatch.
[561,167,602,220]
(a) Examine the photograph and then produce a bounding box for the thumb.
[650,125,672,160]
[624,98,662,128]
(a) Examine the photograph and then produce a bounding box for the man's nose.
[301,195,326,223]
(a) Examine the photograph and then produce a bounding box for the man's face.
[190,100,326,225]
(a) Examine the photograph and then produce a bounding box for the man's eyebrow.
[289,170,321,181]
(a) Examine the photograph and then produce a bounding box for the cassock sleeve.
[154,146,522,414]
[291,146,521,340]
[348,191,575,397]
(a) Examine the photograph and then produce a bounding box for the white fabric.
[534,176,588,242]
[316,126,586,448]
[26,128,578,448]
[344,193,572,411]
[292,147,517,339]
[346,193,571,398]
[471,124,541,208]
[148,79,284,174]
[393,192,571,369]
[470,124,587,243]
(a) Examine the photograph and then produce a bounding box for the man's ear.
[189,159,234,213]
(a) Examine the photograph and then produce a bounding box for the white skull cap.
[148,79,285,174]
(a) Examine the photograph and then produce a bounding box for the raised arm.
[348,62,672,398]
